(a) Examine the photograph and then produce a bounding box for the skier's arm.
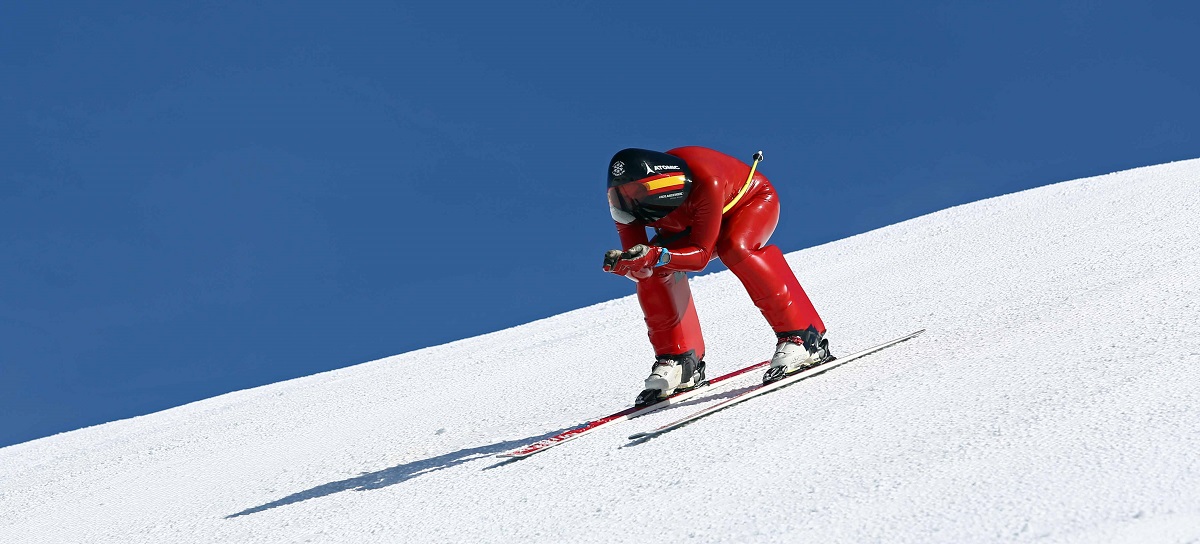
[615,221,650,249]
[656,178,721,272]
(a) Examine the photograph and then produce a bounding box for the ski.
[496,359,771,459]
[628,329,926,441]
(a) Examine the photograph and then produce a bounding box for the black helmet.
[606,148,694,224]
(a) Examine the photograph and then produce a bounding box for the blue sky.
[2,1,1197,447]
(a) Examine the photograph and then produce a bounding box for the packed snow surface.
[3,160,1200,543]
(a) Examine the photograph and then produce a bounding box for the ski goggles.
[607,174,689,224]
[607,183,644,224]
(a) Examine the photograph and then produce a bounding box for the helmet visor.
[607,183,645,224]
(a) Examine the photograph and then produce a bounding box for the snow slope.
[3,160,1200,543]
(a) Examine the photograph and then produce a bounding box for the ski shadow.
[226,428,565,519]
[620,385,760,449]
[625,364,850,447]
[622,385,759,449]
[650,382,760,413]
[658,360,848,415]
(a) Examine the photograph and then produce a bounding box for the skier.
[603,146,830,405]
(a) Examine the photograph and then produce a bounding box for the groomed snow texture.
[3,160,1200,543]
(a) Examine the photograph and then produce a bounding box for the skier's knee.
[716,239,756,268]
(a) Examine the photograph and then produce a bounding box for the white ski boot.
[763,330,831,383]
[635,352,706,406]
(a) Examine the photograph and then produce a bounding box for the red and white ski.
[496,359,770,459]
[628,329,925,441]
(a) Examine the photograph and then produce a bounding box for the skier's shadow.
[225,428,564,519]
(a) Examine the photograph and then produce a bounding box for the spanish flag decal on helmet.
[641,173,689,195]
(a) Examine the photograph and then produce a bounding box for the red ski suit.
[615,146,825,361]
